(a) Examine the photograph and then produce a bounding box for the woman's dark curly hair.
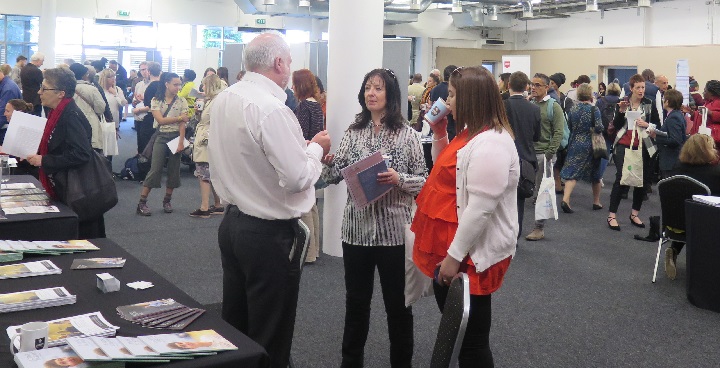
[349,68,405,132]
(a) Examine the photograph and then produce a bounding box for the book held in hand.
[340,151,393,208]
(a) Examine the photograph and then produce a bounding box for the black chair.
[651,175,710,283]
[288,219,311,368]
[430,273,470,368]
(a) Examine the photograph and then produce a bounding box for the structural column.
[38,0,57,66]
[322,0,385,257]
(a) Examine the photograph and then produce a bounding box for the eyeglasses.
[139,68,148,72]
[39,85,58,92]
[532,83,547,88]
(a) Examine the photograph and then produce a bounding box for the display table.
[685,199,720,313]
[0,175,78,241]
[0,238,268,367]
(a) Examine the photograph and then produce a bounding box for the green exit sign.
[117,10,130,17]
[256,19,266,25]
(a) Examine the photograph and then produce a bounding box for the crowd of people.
[3,35,720,368]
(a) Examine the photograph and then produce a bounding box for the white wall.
[512,0,718,49]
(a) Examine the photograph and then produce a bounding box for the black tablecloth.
[0,238,268,367]
[0,175,78,241]
[685,200,720,313]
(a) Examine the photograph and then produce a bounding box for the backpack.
[599,97,618,140]
[119,154,150,181]
[546,97,570,149]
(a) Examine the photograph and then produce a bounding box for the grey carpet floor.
[104,118,720,367]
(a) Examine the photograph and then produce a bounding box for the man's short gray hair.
[30,52,45,62]
[243,32,291,72]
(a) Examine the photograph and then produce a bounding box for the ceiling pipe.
[384,0,434,13]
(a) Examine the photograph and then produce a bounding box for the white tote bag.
[101,117,119,156]
[534,157,558,221]
[698,106,712,136]
[404,224,433,307]
[620,127,643,187]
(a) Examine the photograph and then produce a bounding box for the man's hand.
[311,130,331,156]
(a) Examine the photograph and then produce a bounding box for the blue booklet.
[340,151,394,208]
[356,162,393,206]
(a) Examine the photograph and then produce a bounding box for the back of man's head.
[147,61,162,77]
[243,32,291,73]
[412,73,422,83]
[30,52,44,63]
[509,71,529,93]
[576,74,591,84]
[16,55,27,63]
[641,69,655,83]
[443,65,457,82]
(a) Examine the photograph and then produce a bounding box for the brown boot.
[525,228,544,241]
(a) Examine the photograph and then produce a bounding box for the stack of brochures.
[116,299,205,330]
[7,311,120,348]
[13,346,125,368]
[71,258,126,270]
[692,195,720,207]
[0,250,22,263]
[14,330,238,367]
[0,239,99,255]
[0,286,76,313]
[0,260,61,279]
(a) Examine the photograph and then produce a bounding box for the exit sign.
[256,19,266,25]
[117,10,130,17]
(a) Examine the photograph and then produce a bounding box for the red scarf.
[38,97,72,199]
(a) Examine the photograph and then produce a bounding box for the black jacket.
[655,109,687,171]
[42,100,94,175]
[669,163,720,196]
[20,63,43,106]
[504,95,541,168]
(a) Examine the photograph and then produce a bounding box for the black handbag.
[53,150,118,222]
[517,159,536,199]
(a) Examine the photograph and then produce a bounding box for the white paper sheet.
[625,111,642,130]
[166,136,190,152]
[2,111,47,158]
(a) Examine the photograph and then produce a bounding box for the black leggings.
[434,281,494,368]
[608,144,651,213]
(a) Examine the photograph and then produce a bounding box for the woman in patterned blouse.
[321,68,427,368]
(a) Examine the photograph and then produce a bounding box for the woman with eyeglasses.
[321,68,427,368]
[136,72,190,216]
[649,89,687,179]
[26,67,106,238]
[412,66,518,368]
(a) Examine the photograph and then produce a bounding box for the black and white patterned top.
[322,122,427,246]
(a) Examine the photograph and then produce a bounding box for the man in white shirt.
[209,32,331,368]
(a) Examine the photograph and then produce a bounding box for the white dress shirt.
[208,71,323,220]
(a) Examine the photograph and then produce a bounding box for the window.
[0,14,39,65]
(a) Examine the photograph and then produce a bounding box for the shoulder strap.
[546,98,555,121]
[163,95,178,118]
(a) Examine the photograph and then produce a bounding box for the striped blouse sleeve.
[396,127,427,195]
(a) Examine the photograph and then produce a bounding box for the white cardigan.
[433,128,520,272]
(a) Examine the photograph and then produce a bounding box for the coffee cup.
[423,98,450,125]
[10,321,48,355]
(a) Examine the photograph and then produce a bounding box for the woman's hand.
[321,153,334,165]
[437,255,461,286]
[26,155,42,167]
[681,105,692,114]
[430,116,448,137]
[377,168,400,185]
[176,141,185,154]
[179,113,190,123]
[636,119,649,129]
[618,100,629,113]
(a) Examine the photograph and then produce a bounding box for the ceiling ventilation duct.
[586,0,599,11]
[522,1,533,18]
[451,7,513,28]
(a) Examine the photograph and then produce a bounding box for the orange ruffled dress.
[412,130,511,296]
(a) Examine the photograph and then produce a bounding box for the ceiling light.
[410,0,421,10]
[263,0,276,5]
[522,2,533,18]
[638,0,651,7]
[488,5,498,21]
[586,0,599,11]
[299,0,310,6]
[451,0,463,13]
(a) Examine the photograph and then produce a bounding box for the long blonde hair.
[98,68,116,91]
[202,74,226,101]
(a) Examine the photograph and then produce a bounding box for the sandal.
[629,214,645,228]
[607,216,620,231]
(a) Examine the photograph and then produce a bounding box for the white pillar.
[38,0,57,67]
[323,0,385,257]
[310,18,324,42]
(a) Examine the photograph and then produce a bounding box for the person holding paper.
[321,68,426,368]
[136,72,189,216]
[607,74,660,231]
[0,65,22,145]
[649,89,687,178]
[412,66,519,368]
[26,67,105,238]
[686,80,720,151]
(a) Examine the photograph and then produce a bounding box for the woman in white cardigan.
[412,66,519,367]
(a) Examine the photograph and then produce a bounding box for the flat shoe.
[592,204,603,210]
[561,201,574,213]
[629,214,645,228]
[607,216,620,231]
